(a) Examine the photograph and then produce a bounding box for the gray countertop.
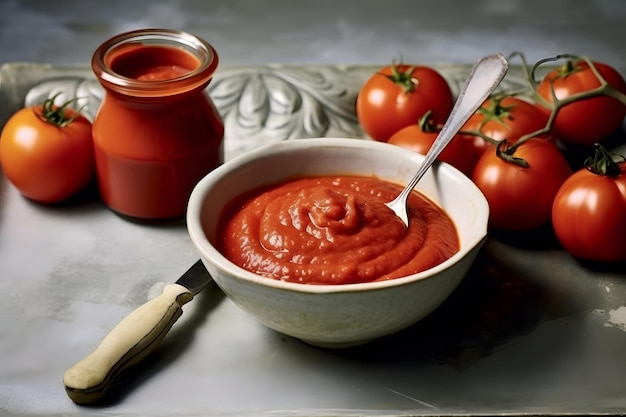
[1,1,626,416]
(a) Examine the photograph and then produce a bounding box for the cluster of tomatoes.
[356,54,626,263]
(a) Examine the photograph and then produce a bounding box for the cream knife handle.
[63,283,193,404]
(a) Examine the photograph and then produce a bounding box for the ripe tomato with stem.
[472,138,572,231]
[0,95,95,204]
[356,62,454,142]
[552,144,626,262]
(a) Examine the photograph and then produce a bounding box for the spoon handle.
[392,53,509,207]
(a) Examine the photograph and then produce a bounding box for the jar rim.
[92,28,219,97]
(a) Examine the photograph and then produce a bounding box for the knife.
[63,259,213,404]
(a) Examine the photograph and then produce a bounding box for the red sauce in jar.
[110,45,199,81]
[92,30,224,220]
[219,175,459,284]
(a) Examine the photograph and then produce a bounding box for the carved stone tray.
[1,62,625,417]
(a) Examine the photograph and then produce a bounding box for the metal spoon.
[385,53,509,226]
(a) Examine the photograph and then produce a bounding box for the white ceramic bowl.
[187,138,489,348]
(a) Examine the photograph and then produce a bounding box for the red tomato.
[0,98,95,203]
[356,63,454,142]
[388,123,477,176]
[552,146,626,262]
[536,60,626,145]
[472,138,572,231]
[461,96,551,159]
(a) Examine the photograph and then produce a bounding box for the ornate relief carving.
[17,63,530,160]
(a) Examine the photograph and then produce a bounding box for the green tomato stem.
[35,93,84,127]
[417,110,440,133]
[384,62,418,94]
[585,143,625,177]
[495,140,530,168]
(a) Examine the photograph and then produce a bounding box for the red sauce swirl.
[219,176,459,284]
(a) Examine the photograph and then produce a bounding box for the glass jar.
[91,29,224,220]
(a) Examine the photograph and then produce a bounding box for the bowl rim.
[187,137,489,294]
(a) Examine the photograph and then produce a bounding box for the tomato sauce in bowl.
[219,175,459,284]
[187,138,489,347]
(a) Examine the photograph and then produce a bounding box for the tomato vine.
[514,53,625,151]
[456,52,626,167]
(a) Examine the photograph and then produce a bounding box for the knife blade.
[63,259,213,404]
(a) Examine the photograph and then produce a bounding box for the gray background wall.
[0,0,624,72]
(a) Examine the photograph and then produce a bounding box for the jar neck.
[92,29,218,98]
